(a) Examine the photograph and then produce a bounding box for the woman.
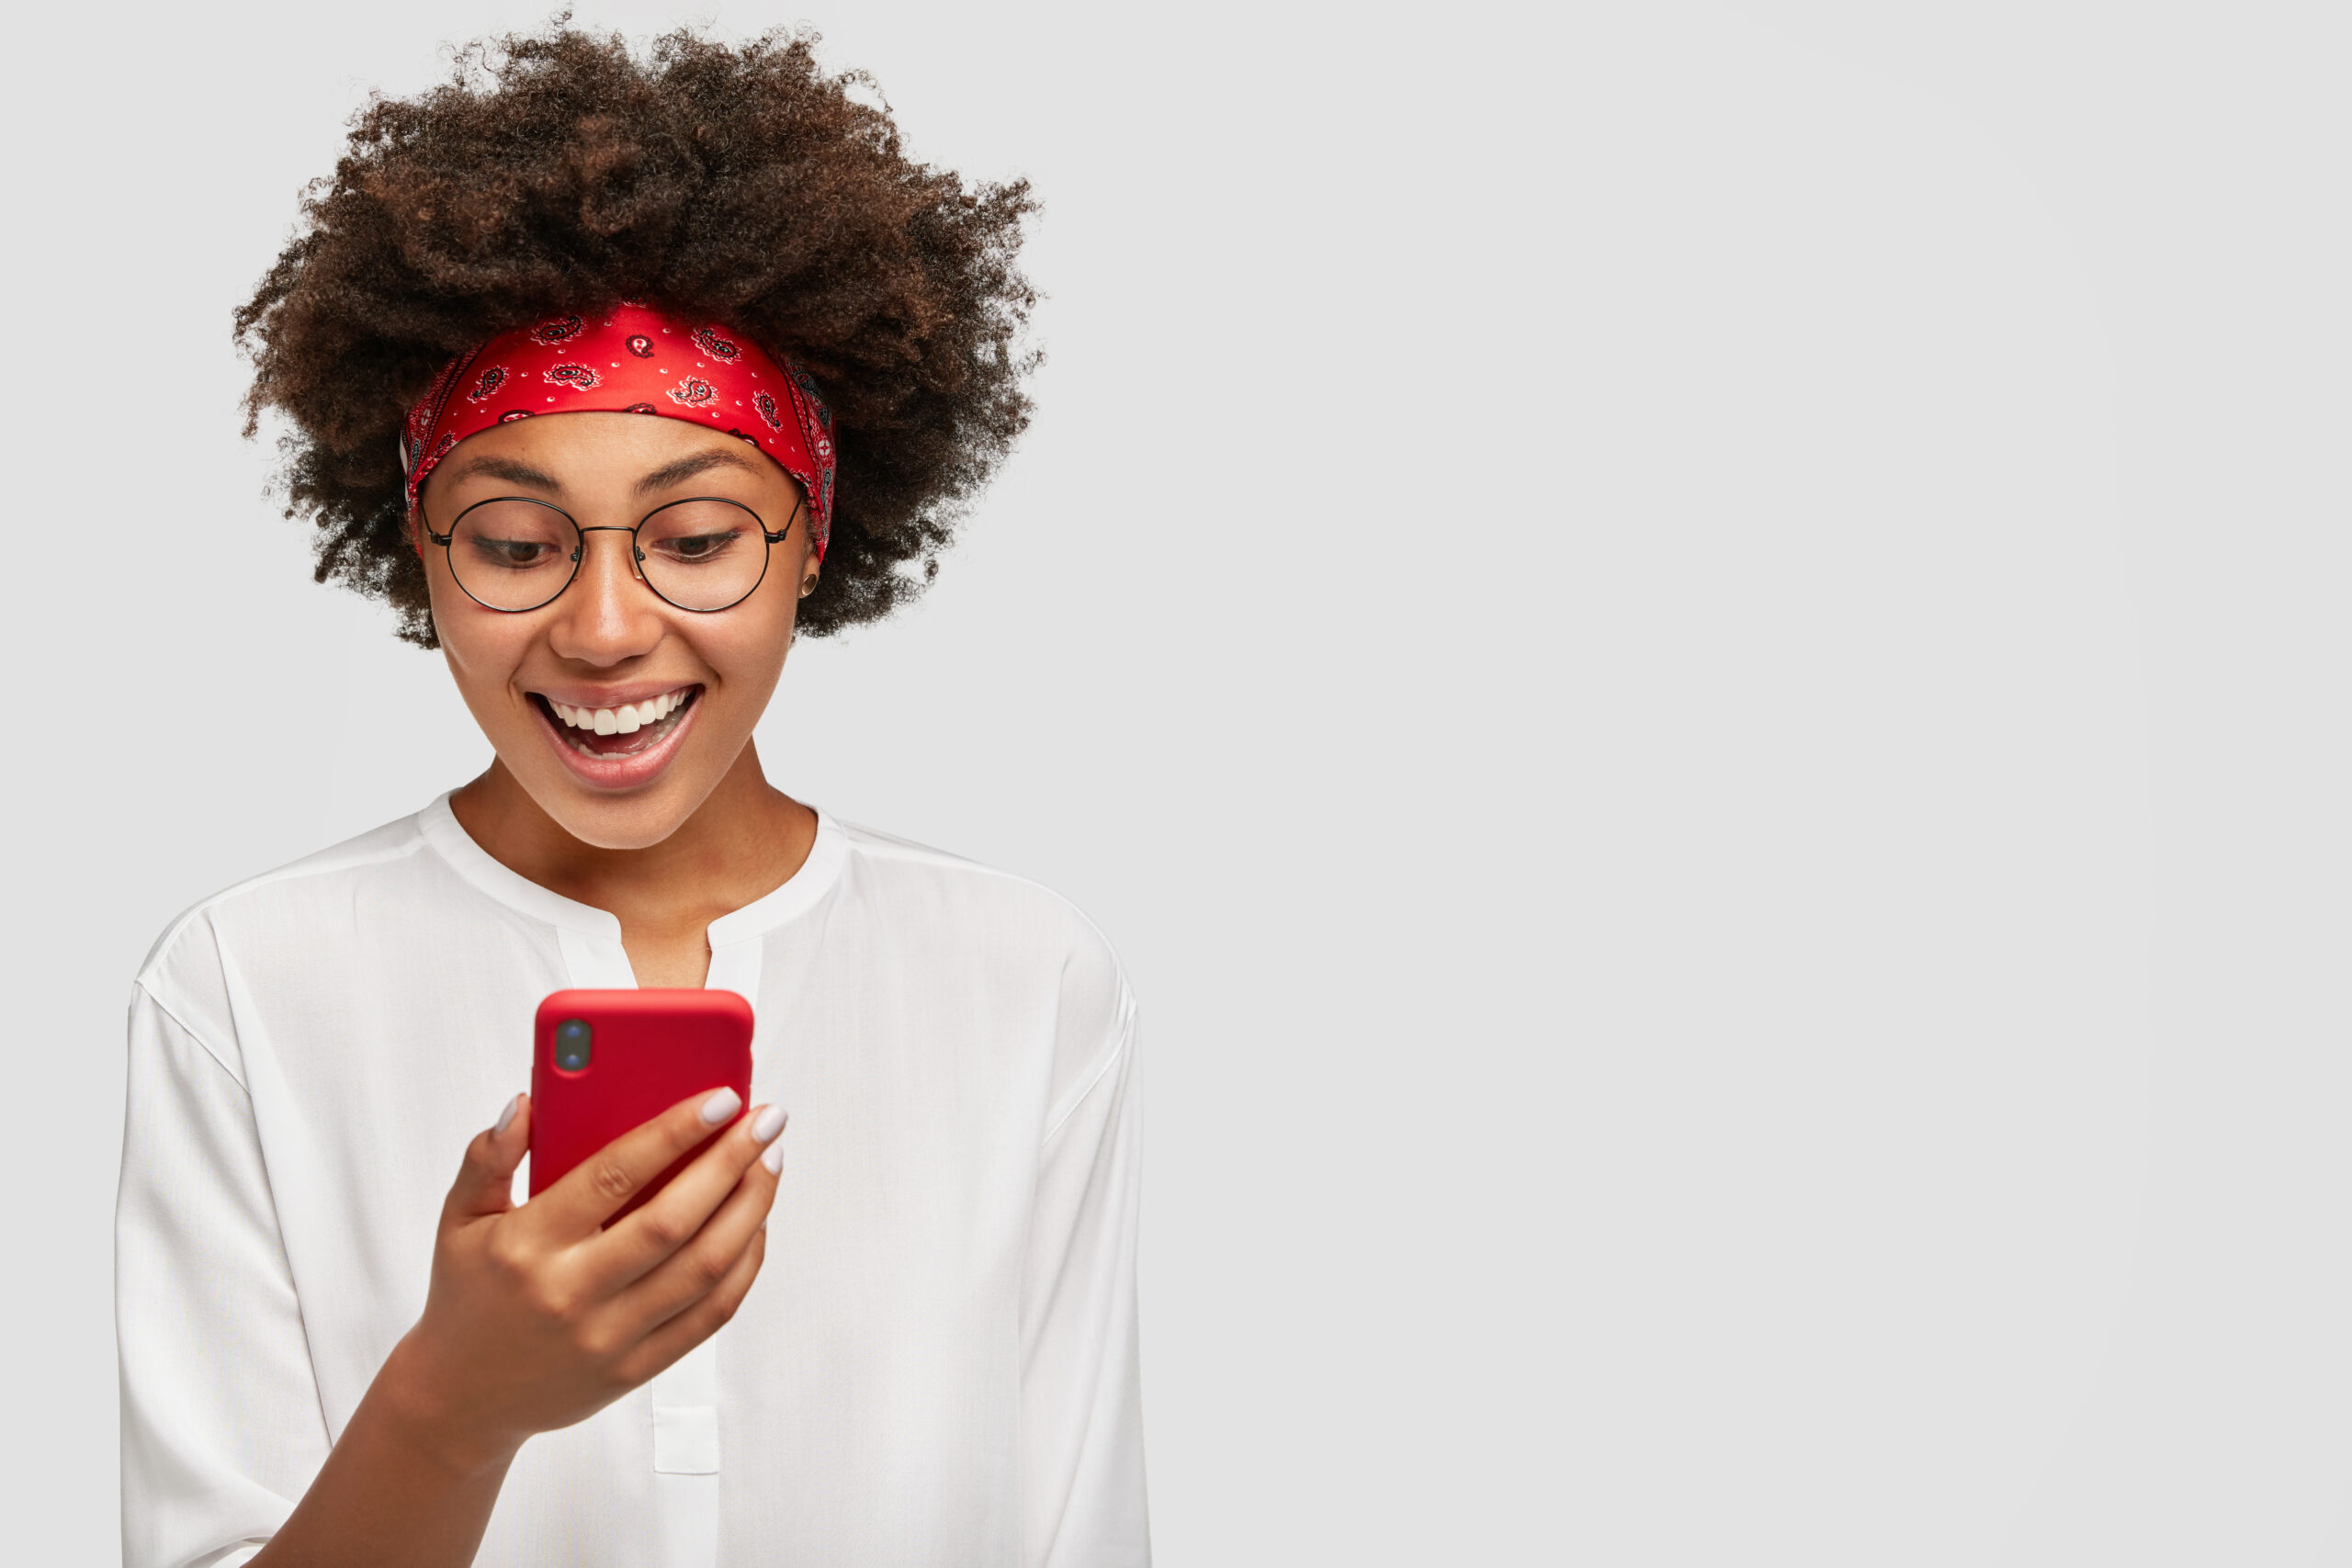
[116,28,1146,1568]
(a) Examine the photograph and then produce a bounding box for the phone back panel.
[528,987,754,1221]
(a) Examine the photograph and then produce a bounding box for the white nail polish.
[762,1139,785,1174]
[493,1094,520,1135]
[700,1088,742,1125]
[751,1105,787,1143]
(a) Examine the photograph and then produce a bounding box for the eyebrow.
[635,448,762,496]
[443,455,566,492]
[438,446,763,499]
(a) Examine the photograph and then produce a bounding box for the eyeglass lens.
[443,498,775,613]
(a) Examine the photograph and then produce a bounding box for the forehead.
[422,410,798,506]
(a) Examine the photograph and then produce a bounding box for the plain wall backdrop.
[4,0,2343,1561]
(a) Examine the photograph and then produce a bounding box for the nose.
[545,527,663,666]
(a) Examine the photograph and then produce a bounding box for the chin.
[526,769,716,850]
[553,805,700,852]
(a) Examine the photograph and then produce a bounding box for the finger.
[531,1088,745,1240]
[586,1105,786,1289]
[443,1093,530,1224]
[606,1141,781,1326]
[614,1227,768,1387]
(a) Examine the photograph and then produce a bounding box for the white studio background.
[3,1,2338,1562]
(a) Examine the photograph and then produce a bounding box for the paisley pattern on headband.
[399,303,837,557]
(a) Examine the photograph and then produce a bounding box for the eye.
[657,532,741,563]
[470,537,561,569]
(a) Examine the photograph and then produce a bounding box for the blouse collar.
[417,791,848,949]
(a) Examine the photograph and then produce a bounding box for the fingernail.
[762,1138,786,1174]
[493,1094,521,1135]
[751,1104,787,1144]
[700,1088,742,1125]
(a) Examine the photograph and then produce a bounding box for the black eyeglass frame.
[423,493,800,615]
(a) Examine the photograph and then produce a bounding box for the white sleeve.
[1019,987,1149,1568]
[118,982,328,1568]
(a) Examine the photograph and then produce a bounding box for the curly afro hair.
[235,23,1037,647]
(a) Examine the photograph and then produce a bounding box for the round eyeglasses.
[424,495,799,614]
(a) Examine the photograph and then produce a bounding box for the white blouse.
[116,796,1148,1568]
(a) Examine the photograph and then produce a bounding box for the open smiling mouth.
[531,685,703,759]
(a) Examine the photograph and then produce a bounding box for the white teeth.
[543,688,691,739]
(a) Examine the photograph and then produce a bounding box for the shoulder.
[134,810,437,1042]
[827,818,1138,1122]
[829,816,1134,1023]
[835,818,1123,962]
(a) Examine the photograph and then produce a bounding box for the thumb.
[444,1092,530,1224]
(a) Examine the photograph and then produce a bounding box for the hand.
[379,1088,786,1472]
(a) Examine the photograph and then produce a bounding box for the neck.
[448,741,817,981]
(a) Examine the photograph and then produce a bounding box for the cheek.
[713,561,805,660]
[431,605,534,706]
[691,608,797,701]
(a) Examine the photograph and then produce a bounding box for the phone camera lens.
[555,1019,593,1071]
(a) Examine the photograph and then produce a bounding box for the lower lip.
[530,690,702,791]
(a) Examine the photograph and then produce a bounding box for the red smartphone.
[528,988,754,1222]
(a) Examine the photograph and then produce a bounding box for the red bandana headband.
[400,302,838,558]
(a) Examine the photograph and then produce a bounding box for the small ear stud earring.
[799,574,819,598]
